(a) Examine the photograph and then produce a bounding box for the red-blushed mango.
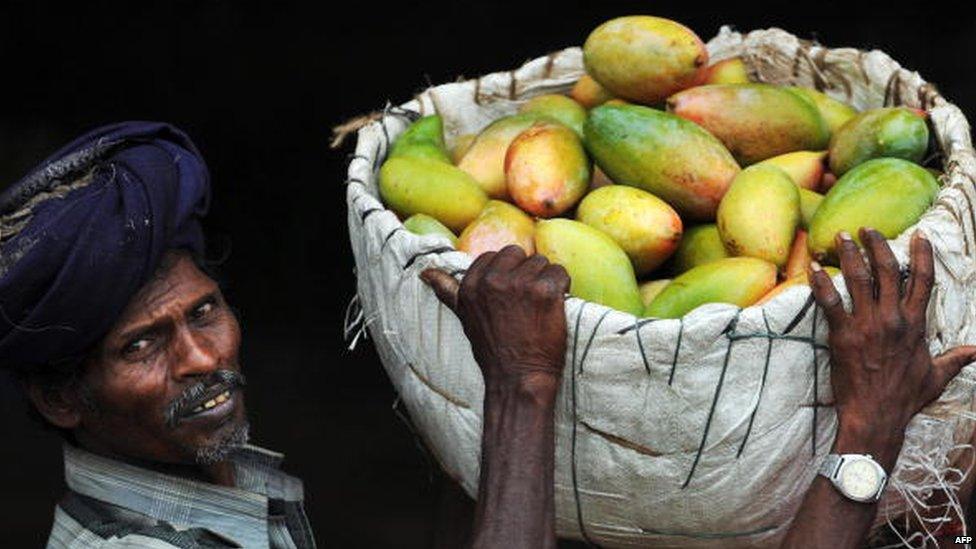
[702,57,750,85]
[583,16,707,105]
[519,94,587,136]
[576,186,683,276]
[450,133,477,164]
[458,113,548,199]
[755,267,841,305]
[458,200,535,258]
[667,84,830,165]
[505,122,590,218]
[828,107,930,176]
[671,224,730,275]
[798,188,824,229]
[535,219,644,315]
[379,157,488,233]
[784,230,811,279]
[820,171,838,193]
[584,104,740,221]
[639,279,671,308]
[570,74,614,109]
[755,151,827,190]
[403,213,458,246]
[717,165,801,269]
[645,257,777,318]
[808,158,939,260]
[389,115,452,164]
[785,87,858,135]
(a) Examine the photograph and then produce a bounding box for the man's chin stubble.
[194,421,250,465]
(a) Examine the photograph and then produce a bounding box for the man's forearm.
[471,372,559,549]
[781,419,904,548]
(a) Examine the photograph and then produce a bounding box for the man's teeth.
[190,390,231,414]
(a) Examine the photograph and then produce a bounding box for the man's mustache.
[164,370,246,428]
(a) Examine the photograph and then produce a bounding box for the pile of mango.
[379,15,940,319]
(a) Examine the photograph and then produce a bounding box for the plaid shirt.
[46,443,316,548]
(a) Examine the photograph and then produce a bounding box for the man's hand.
[421,244,570,392]
[421,245,570,549]
[782,228,976,549]
[809,229,976,470]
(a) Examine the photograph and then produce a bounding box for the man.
[0,121,574,548]
[421,230,976,548]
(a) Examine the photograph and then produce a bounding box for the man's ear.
[26,376,83,430]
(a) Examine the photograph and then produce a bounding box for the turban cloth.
[0,121,211,371]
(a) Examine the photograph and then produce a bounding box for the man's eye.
[123,338,151,356]
[191,300,215,320]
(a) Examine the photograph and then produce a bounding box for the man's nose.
[170,325,221,379]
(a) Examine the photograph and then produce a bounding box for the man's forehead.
[118,251,216,323]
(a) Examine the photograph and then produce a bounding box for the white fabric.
[345,27,976,547]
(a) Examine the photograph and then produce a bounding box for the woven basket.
[345,26,976,548]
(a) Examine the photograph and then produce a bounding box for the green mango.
[458,113,549,199]
[645,257,778,318]
[671,224,730,275]
[576,185,683,276]
[583,16,708,105]
[519,94,587,137]
[402,214,458,246]
[828,107,929,176]
[379,157,488,233]
[785,87,858,135]
[535,219,643,315]
[389,115,452,164]
[717,165,801,268]
[667,84,830,165]
[458,200,535,258]
[639,279,671,308]
[798,188,824,229]
[584,104,740,221]
[808,158,939,260]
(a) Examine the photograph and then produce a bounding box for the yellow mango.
[535,219,643,315]
[671,224,730,275]
[717,165,801,268]
[403,213,458,246]
[702,57,750,85]
[584,104,740,221]
[639,279,671,308]
[505,122,590,218]
[583,16,707,104]
[645,257,777,318]
[785,87,858,135]
[457,114,547,199]
[519,94,587,136]
[458,200,535,258]
[667,84,830,165]
[576,186,683,276]
[570,74,614,109]
[379,157,488,233]
[755,151,827,190]
[798,188,824,229]
[450,133,477,164]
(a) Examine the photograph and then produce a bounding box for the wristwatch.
[818,454,888,503]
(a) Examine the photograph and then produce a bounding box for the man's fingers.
[905,231,935,319]
[836,231,873,315]
[542,263,571,295]
[485,244,528,275]
[860,228,901,309]
[420,268,460,312]
[513,254,550,278]
[809,261,848,329]
[924,345,976,403]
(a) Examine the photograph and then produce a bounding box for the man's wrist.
[484,367,561,408]
[833,414,906,471]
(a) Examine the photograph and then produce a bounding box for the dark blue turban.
[0,121,211,372]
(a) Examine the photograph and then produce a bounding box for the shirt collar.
[62,443,303,549]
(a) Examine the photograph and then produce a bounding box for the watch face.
[840,458,882,500]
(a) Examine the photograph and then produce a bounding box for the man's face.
[72,250,247,466]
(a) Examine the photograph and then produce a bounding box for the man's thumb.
[926,345,976,402]
[420,268,459,312]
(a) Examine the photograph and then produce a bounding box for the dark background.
[0,1,973,547]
